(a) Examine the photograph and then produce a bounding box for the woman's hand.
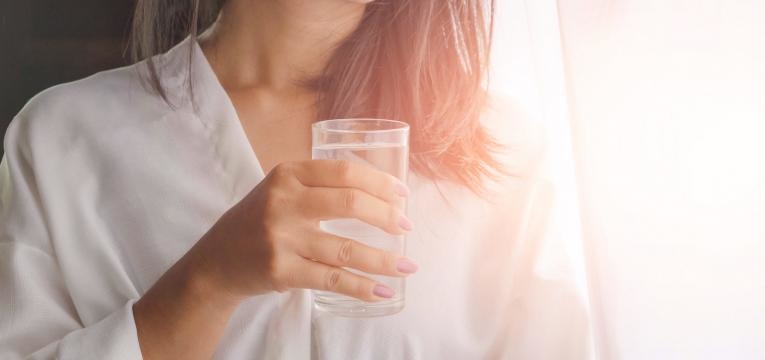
[134,160,415,359]
[191,159,416,303]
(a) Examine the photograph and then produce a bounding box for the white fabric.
[492,0,590,300]
[0,38,588,359]
[557,1,765,358]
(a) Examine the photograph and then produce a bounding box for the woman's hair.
[131,0,500,194]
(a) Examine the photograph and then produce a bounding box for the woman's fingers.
[289,160,408,204]
[261,160,415,300]
[298,230,417,277]
[284,258,396,302]
[301,187,412,235]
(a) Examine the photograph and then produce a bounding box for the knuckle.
[324,269,342,290]
[357,280,374,301]
[388,207,400,231]
[342,189,357,212]
[381,252,397,273]
[335,160,351,180]
[270,162,293,180]
[337,239,354,265]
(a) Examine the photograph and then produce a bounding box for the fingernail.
[373,284,395,299]
[398,216,413,231]
[396,258,419,274]
[393,182,410,197]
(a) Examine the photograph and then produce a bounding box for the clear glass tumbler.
[311,118,410,317]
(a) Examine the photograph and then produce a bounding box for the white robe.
[0,38,589,359]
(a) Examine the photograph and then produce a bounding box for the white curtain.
[493,0,765,358]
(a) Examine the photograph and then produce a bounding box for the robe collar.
[156,37,266,201]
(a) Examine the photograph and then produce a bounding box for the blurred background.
[0,0,134,156]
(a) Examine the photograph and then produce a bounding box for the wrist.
[181,244,244,313]
[133,244,241,359]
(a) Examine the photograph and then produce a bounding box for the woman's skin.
[132,0,416,359]
[201,0,372,172]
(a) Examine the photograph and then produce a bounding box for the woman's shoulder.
[5,62,169,160]
[14,62,158,127]
[8,40,197,157]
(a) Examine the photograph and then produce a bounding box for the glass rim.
[312,118,410,134]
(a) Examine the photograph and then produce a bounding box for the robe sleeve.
[0,116,144,359]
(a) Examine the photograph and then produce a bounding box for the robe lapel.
[161,38,266,203]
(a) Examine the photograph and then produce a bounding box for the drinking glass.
[311,118,410,317]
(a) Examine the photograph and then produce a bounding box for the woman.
[0,0,588,358]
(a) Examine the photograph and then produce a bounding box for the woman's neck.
[200,0,367,92]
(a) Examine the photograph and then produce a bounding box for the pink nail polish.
[393,182,410,197]
[396,258,419,274]
[373,284,395,298]
[398,216,413,231]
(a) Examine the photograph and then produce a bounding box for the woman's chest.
[230,91,314,174]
